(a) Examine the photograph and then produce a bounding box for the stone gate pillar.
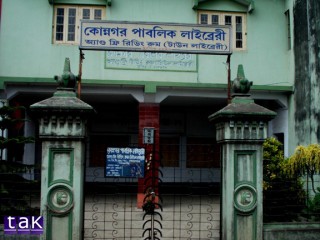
[30,58,93,240]
[209,66,276,240]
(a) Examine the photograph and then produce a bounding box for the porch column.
[137,103,160,208]
[30,58,93,240]
[208,65,276,240]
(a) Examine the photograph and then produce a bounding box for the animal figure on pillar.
[232,64,253,94]
[54,58,78,89]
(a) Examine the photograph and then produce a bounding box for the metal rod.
[151,214,154,240]
[152,132,156,190]
[78,50,84,99]
[227,54,231,103]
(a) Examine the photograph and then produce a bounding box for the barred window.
[186,137,220,168]
[160,137,180,167]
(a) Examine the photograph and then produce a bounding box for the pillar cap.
[30,58,94,116]
[208,96,276,123]
[30,88,93,116]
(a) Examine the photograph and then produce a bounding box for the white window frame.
[53,5,106,45]
[198,11,247,51]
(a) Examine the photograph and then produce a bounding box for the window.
[200,14,208,24]
[198,11,247,50]
[53,5,105,44]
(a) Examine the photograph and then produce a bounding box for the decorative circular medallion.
[234,184,257,214]
[47,185,73,214]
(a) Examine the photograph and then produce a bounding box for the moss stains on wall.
[294,0,320,145]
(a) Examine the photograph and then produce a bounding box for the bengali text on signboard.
[80,20,232,55]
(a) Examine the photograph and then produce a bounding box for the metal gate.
[83,141,221,240]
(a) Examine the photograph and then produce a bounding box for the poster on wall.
[105,147,145,177]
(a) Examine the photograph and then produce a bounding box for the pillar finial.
[54,58,78,89]
[232,64,253,94]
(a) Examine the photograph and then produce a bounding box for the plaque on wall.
[105,51,197,71]
[105,147,145,177]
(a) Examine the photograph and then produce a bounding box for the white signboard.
[80,20,232,55]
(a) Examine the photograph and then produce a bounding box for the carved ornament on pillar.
[234,184,257,214]
[47,185,74,214]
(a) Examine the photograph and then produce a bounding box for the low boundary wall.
[264,222,320,240]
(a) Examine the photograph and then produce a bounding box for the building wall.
[0,0,294,156]
[0,0,291,88]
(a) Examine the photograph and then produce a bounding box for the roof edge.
[193,0,255,13]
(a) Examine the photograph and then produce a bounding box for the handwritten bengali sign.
[106,147,145,178]
[105,51,197,71]
[80,20,232,55]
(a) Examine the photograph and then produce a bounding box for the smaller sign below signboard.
[105,51,197,71]
[106,147,145,178]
